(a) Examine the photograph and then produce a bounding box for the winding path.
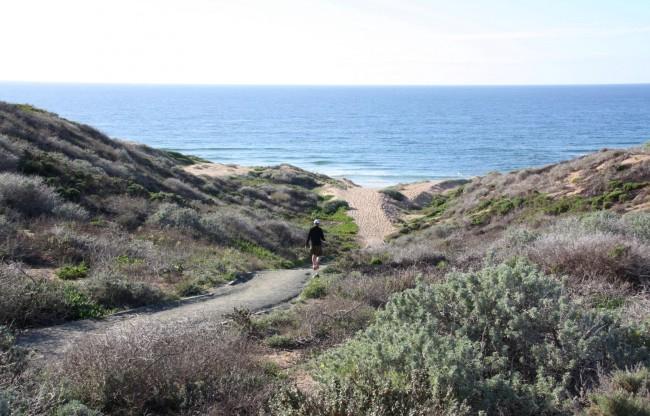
[18,268,314,360]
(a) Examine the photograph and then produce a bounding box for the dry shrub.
[0,263,102,327]
[0,173,60,217]
[58,321,279,415]
[293,296,374,347]
[527,231,650,284]
[0,147,18,172]
[83,273,169,309]
[333,268,427,308]
[105,195,149,230]
[163,177,209,201]
[585,366,650,416]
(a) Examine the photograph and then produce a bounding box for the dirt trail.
[18,268,314,360]
[323,184,396,248]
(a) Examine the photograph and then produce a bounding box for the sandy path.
[323,185,396,248]
[18,268,314,360]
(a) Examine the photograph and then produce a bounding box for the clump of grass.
[302,277,328,299]
[265,334,298,349]
[175,278,206,297]
[56,263,89,280]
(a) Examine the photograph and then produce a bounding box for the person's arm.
[320,228,325,242]
[306,229,312,247]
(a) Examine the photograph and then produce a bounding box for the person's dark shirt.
[306,226,325,246]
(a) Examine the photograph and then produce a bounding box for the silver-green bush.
[311,261,650,415]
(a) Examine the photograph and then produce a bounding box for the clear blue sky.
[1,0,649,85]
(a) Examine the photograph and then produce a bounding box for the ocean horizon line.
[2,81,650,88]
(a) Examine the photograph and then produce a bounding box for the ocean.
[1,83,649,187]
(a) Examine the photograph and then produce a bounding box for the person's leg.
[314,255,320,270]
[311,254,317,270]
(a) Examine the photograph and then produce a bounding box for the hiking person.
[306,219,325,270]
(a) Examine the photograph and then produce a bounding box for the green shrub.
[586,367,650,416]
[0,391,10,416]
[56,263,89,280]
[85,277,169,309]
[624,212,650,242]
[269,373,471,416]
[321,198,349,215]
[314,261,650,415]
[126,182,147,196]
[175,278,205,297]
[265,334,297,349]
[379,188,407,202]
[63,285,105,320]
[1,264,103,327]
[302,277,327,299]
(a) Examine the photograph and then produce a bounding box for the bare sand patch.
[184,162,252,178]
[620,154,650,166]
[397,180,445,201]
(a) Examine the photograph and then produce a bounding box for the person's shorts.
[310,245,323,256]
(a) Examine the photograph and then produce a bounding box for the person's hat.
[314,219,320,225]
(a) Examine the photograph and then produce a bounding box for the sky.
[1,0,649,85]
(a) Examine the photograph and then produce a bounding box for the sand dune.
[184,162,252,178]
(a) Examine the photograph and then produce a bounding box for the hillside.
[1,102,650,415]
[0,102,357,329]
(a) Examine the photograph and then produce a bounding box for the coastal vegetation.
[1,102,649,415]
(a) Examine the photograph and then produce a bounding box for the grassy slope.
[394,146,649,235]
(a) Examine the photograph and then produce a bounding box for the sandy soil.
[184,162,252,178]
[322,184,397,248]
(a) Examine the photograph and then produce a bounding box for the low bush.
[265,334,298,349]
[0,263,103,327]
[301,277,328,299]
[268,373,471,416]
[53,202,90,222]
[333,268,423,308]
[282,296,374,348]
[524,218,650,285]
[586,366,650,416]
[623,212,650,242]
[175,277,205,297]
[54,401,103,416]
[0,173,60,217]
[56,263,89,280]
[379,188,407,202]
[84,275,169,309]
[312,261,650,415]
[321,198,349,215]
[147,202,201,230]
[59,322,279,415]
